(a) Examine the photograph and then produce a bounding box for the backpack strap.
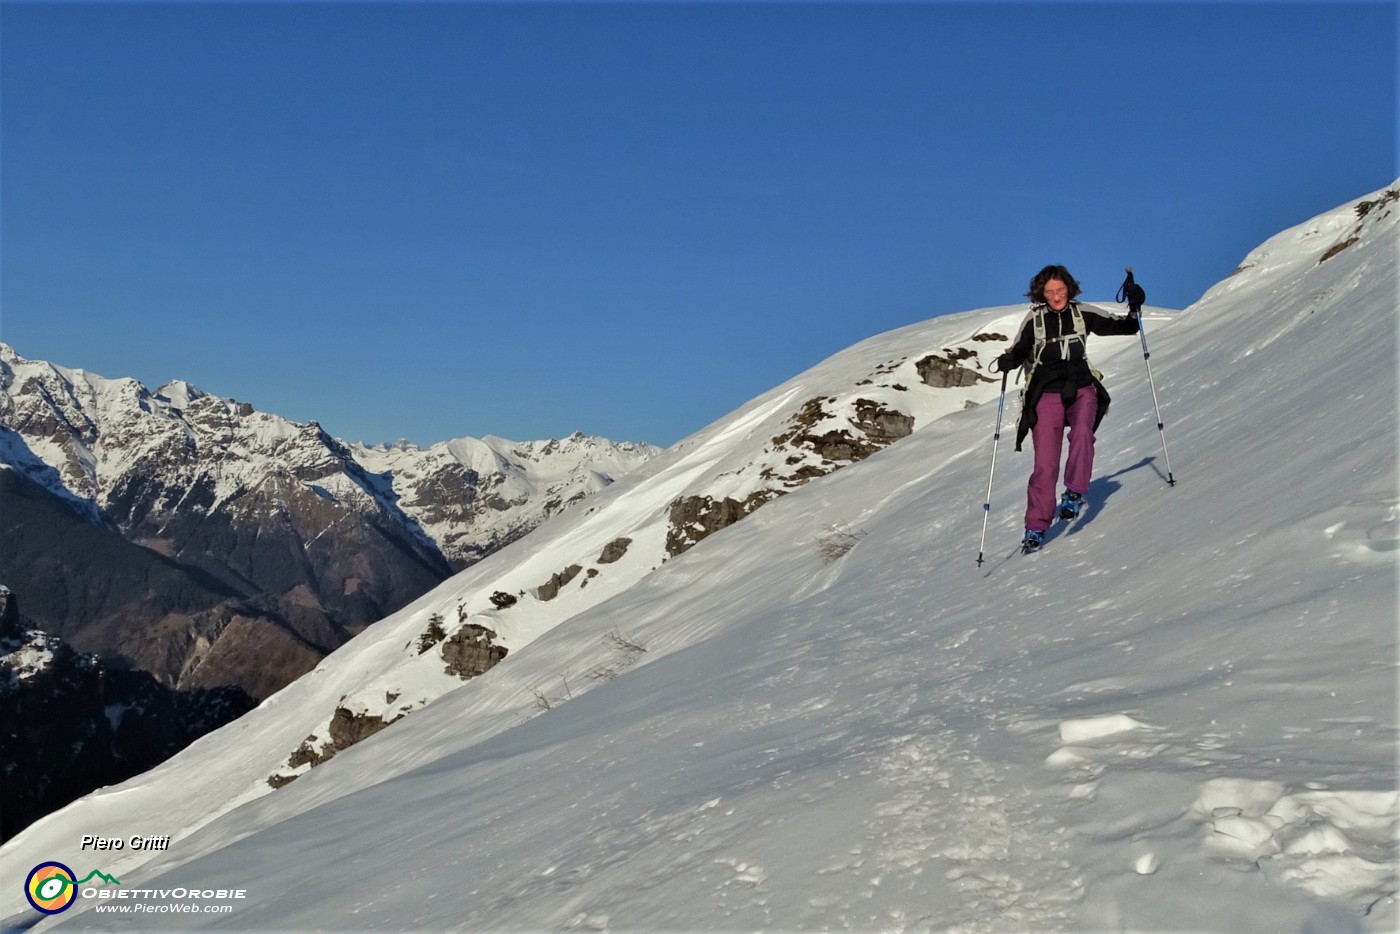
[1022,303,1093,386]
[1068,303,1097,378]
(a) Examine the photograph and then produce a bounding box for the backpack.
[1018,302,1095,388]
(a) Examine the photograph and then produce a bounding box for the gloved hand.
[993,352,1016,374]
[1120,267,1146,317]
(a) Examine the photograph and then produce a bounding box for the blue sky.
[2,1,1394,448]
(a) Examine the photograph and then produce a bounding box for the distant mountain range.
[0,350,657,838]
[0,343,658,698]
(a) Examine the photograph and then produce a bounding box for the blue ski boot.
[1021,529,1045,554]
[1058,490,1084,521]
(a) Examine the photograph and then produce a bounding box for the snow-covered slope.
[2,293,1048,821]
[4,182,1396,932]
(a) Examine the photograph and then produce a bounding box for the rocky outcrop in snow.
[258,295,1029,794]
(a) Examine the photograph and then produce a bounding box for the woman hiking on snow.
[992,265,1141,553]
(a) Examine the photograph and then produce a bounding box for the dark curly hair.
[1026,265,1082,304]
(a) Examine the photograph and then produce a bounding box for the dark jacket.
[998,302,1140,451]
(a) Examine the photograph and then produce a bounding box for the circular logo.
[25,862,78,914]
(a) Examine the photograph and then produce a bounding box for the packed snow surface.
[2,183,1396,932]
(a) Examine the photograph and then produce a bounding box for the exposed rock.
[441,623,508,679]
[1318,238,1358,263]
[328,705,394,750]
[665,491,781,558]
[668,388,927,559]
[916,348,995,389]
[283,706,400,775]
[597,537,633,564]
[536,565,584,601]
[769,397,861,462]
[770,397,836,454]
[1320,187,1396,264]
[851,398,915,445]
[770,396,914,466]
[285,737,323,772]
[272,622,507,788]
[1354,187,1398,219]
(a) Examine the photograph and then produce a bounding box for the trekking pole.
[1119,267,1176,487]
[1136,315,1176,486]
[976,367,1010,566]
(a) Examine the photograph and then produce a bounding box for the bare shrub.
[527,673,575,712]
[587,630,649,682]
[816,524,867,563]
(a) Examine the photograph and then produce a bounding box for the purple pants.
[1026,385,1098,532]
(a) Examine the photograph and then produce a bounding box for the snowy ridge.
[3,181,1396,932]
